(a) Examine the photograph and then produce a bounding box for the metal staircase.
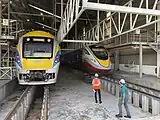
[148,42,160,53]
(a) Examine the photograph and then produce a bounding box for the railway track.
[4,86,49,120]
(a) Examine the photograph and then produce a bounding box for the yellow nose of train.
[16,30,60,85]
[97,58,111,67]
[22,59,53,70]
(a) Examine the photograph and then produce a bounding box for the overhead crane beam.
[83,2,160,16]
[57,0,160,42]
[63,39,98,43]
[35,22,57,31]
[29,4,61,19]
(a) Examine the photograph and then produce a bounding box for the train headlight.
[15,50,22,68]
[53,51,61,67]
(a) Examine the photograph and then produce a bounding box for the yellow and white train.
[16,30,60,85]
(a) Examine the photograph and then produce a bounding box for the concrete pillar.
[133,92,139,107]
[114,50,119,71]
[108,82,111,92]
[104,81,108,92]
[101,80,105,90]
[128,89,132,103]
[111,84,115,95]
[152,98,160,115]
[101,80,104,90]
[142,95,149,112]
[116,84,120,97]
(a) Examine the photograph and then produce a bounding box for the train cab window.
[90,46,108,60]
[23,37,53,59]
[84,49,90,55]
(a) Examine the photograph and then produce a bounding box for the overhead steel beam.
[10,12,54,18]
[57,0,160,43]
[3,12,61,22]
[63,39,98,43]
[10,29,25,34]
[29,4,61,19]
[57,0,85,42]
[35,21,57,31]
[84,2,160,16]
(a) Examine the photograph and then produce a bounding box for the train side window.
[84,49,90,55]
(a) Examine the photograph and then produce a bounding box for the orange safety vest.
[92,78,101,90]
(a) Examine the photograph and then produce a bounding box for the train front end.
[82,45,111,75]
[16,31,60,85]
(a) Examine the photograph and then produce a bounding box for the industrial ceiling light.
[27,19,30,21]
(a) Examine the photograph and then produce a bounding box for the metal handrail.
[101,76,160,100]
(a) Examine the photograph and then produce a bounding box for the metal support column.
[16,21,18,39]
[139,44,143,79]
[157,0,160,78]
[7,43,9,67]
[157,53,160,78]
[0,44,1,77]
[75,23,77,39]
[0,0,2,37]
[8,0,10,35]
[60,0,63,42]
[109,12,112,37]
[97,0,99,41]
[114,50,119,71]
[55,0,57,35]
[146,0,148,23]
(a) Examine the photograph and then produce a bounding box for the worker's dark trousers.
[118,100,131,116]
[94,89,102,103]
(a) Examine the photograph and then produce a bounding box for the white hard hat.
[119,79,125,84]
[95,73,99,77]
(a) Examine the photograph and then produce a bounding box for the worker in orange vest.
[92,73,102,104]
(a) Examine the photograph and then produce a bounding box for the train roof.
[23,30,55,38]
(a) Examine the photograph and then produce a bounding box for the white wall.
[119,64,156,76]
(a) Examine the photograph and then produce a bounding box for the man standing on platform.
[92,73,102,104]
[115,78,131,118]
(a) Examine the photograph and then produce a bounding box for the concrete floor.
[111,70,160,90]
[48,67,153,120]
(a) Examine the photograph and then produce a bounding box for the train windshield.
[23,37,53,58]
[90,46,108,60]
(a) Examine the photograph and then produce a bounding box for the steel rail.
[41,86,49,120]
